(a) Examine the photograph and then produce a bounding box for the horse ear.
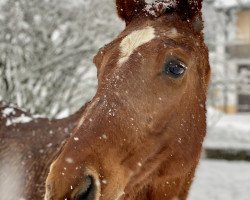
[116,0,146,25]
[175,0,203,31]
[176,0,203,20]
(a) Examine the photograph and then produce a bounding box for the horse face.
[45,1,210,200]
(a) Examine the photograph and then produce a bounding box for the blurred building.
[209,0,250,113]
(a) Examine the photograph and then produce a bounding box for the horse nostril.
[75,176,96,200]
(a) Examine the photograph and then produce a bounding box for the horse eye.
[163,59,186,78]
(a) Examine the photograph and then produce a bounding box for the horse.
[0,101,85,200]
[45,0,211,199]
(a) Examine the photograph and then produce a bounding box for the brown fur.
[175,0,202,20]
[0,101,85,199]
[45,0,210,199]
[116,0,146,25]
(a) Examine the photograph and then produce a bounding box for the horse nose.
[45,174,100,200]
[75,176,97,200]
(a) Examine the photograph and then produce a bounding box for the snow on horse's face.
[45,1,210,200]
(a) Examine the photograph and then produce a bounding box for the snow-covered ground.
[189,159,250,200]
[198,112,250,199]
[206,109,250,150]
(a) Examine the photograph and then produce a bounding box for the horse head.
[45,0,210,199]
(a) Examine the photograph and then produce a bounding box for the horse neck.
[0,102,87,199]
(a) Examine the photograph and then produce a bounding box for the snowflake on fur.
[144,0,177,17]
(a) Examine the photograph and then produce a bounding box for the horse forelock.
[144,0,177,17]
[143,0,203,22]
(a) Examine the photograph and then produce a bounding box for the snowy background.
[0,0,250,199]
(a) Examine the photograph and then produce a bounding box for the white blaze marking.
[119,26,155,65]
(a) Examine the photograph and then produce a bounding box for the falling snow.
[65,158,74,164]
[144,0,176,17]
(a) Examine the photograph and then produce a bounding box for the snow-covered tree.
[0,0,123,117]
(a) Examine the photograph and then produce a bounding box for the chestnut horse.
[45,0,210,199]
[0,101,85,200]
